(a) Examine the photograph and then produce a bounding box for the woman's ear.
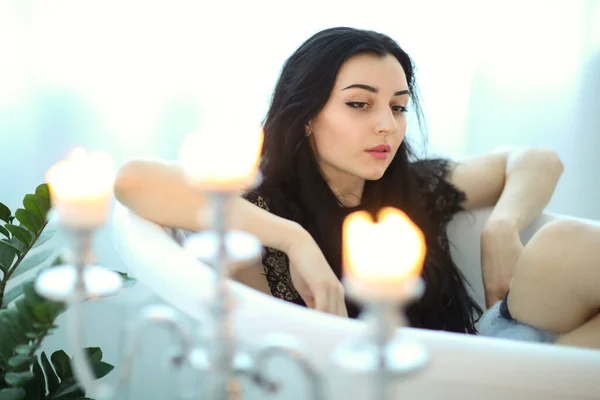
[305,120,313,137]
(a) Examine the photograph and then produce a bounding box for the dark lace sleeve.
[242,191,303,303]
[412,158,467,227]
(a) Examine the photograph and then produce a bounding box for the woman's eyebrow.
[342,84,410,97]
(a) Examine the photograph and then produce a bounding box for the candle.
[46,148,116,229]
[342,207,426,300]
[179,122,264,191]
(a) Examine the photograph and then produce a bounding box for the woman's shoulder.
[409,157,466,225]
[409,158,453,181]
[242,184,300,221]
[242,188,272,212]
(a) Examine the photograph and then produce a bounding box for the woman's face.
[309,53,409,186]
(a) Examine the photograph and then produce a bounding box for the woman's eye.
[392,105,408,113]
[346,102,369,109]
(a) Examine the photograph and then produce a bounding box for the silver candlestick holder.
[35,227,195,399]
[333,276,428,400]
[182,173,323,400]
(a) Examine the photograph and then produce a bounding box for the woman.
[115,27,600,348]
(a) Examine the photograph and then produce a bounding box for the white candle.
[342,207,426,300]
[46,148,115,229]
[179,122,264,191]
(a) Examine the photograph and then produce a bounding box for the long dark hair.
[258,27,481,333]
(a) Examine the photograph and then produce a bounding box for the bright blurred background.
[0,0,598,397]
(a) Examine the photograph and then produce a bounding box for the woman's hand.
[480,220,524,308]
[284,229,348,317]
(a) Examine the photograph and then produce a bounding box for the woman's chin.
[362,169,387,181]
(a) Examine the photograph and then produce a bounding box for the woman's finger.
[328,287,341,316]
[314,291,329,314]
[335,285,347,317]
[338,296,348,317]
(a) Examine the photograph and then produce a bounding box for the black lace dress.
[243,159,471,327]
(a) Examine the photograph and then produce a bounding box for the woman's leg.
[555,313,600,349]
[507,219,600,347]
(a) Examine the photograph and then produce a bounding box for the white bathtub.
[111,202,600,399]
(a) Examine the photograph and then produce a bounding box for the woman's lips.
[366,144,391,159]
[366,151,390,160]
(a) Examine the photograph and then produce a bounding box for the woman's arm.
[449,147,564,223]
[114,158,347,316]
[113,158,304,251]
[448,147,564,307]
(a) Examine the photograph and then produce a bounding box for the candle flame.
[179,124,263,189]
[343,207,426,283]
[46,148,116,199]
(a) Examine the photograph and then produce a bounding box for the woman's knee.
[525,219,600,260]
[531,218,592,241]
[518,220,575,273]
[508,219,600,332]
[517,218,600,302]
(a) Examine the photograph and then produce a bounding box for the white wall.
[462,0,600,219]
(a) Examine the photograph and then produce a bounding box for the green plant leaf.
[7,355,35,370]
[11,249,54,280]
[90,361,114,380]
[23,359,44,399]
[35,189,51,222]
[15,296,37,331]
[41,352,59,394]
[50,351,71,381]
[22,277,44,307]
[4,371,34,387]
[51,254,67,267]
[0,281,66,369]
[0,226,9,239]
[0,387,26,400]
[4,226,32,248]
[0,311,27,360]
[32,303,51,324]
[51,378,83,399]
[115,271,137,288]
[86,347,102,364]
[0,204,10,224]
[14,210,42,235]
[13,345,33,355]
[1,278,34,308]
[22,195,42,220]
[24,282,65,325]
[35,185,50,201]
[32,358,45,395]
[32,228,56,249]
[1,238,23,254]
[0,241,18,272]
[1,288,23,308]
[46,348,115,399]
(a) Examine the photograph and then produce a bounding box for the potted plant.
[0,184,132,400]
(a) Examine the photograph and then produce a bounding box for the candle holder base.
[36,264,123,302]
[332,335,427,377]
[184,230,261,267]
[188,346,254,374]
[333,276,428,399]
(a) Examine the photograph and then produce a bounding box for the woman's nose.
[374,108,398,135]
